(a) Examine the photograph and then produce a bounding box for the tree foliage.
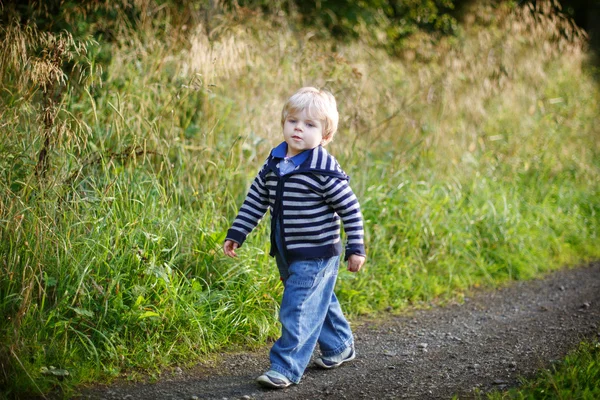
[1,1,597,55]
[230,0,460,53]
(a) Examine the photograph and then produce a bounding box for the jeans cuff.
[320,338,354,358]
[270,363,302,384]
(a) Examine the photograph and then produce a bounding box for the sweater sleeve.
[321,175,366,260]
[225,164,270,247]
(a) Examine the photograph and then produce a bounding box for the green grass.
[0,1,599,397]
[485,340,600,400]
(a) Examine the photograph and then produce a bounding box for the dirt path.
[79,262,600,400]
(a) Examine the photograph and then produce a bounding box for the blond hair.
[281,87,339,145]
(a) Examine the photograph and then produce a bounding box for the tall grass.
[0,1,599,396]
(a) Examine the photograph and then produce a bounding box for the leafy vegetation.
[232,0,459,54]
[0,0,598,397]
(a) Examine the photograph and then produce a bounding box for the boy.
[223,87,366,388]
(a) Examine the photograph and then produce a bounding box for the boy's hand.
[347,254,366,272]
[223,240,239,258]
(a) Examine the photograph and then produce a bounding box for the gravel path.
[79,262,600,400]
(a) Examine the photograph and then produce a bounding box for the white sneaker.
[314,345,356,369]
[256,370,293,389]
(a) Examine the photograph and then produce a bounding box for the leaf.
[144,262,171,284]
[70,307,94,318]
[44,274,58,287]
[139,311,160,319]
[210,231,227,245]
[40,366,70,376]
[135,295,145,306]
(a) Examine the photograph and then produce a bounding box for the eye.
[307,123,315,128]
[287,118,297,123]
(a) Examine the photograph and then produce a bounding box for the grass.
[0,1,599,397]
[485,340,600,400]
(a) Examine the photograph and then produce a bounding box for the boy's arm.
[225,168,270,249]
[322,175,366,261]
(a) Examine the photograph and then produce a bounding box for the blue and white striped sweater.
[226,145,366,261]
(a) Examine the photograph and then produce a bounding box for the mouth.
[291,135,302,140]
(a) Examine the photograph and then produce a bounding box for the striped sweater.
[226,145,366,261]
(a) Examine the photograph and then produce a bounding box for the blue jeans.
[270,254,354,383]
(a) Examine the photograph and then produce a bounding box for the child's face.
[283,108,324,157]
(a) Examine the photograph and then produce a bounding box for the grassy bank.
[1,1,599,397]
[485,340,600,399]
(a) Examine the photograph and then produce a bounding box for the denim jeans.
[270,253,354,383]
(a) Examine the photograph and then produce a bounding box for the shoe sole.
[256,374,292,389]
[314,348,356,369]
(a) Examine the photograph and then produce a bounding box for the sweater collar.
[268,144,347,179]
[271,141,311,166]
